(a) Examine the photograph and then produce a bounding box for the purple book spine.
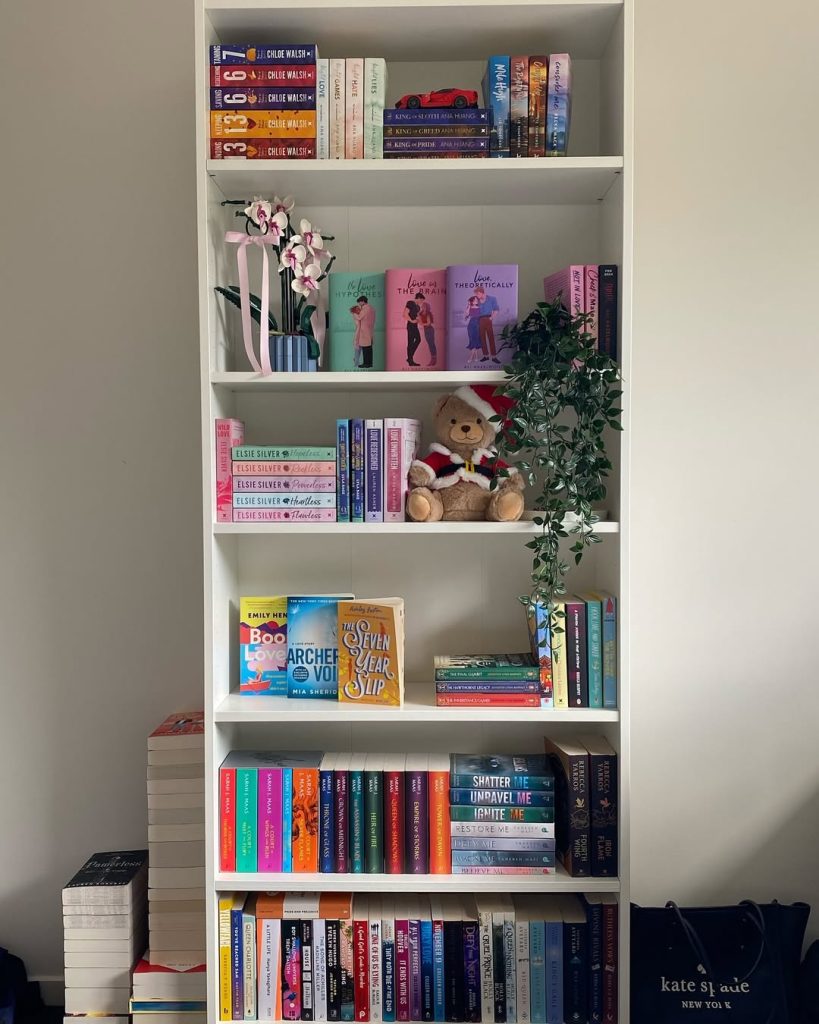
[334,768,349,873]
[409,919,422,1021]
[257,767,283,872]
[462,923,481,1022]
[406,766,429,874]
[365,419,383,523]
[210,87,317,109]
[383,137,489,153]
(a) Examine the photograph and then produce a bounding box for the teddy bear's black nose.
[461,424,471,433]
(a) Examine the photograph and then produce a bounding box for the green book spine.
[449,806,555,823]
[364,769,383,873]
[236,768,257,871]
[584,597,603,709]
[232,446,336,461]
[350,769,365,873]
[434,667,539,681]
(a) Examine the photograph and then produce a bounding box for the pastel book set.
[218,890,617,1022]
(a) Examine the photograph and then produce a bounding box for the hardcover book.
[578,735,618,878]
[545,54,572,156]
[445,264,518,370]
[210,110,318,139]
[239,596,287,695]
[528,56,548,156]
[345,57,364,159]
[63,851,147,895]
[210,64,317,87]
[337,599,405,706]
[287,595,352,699]
[385,268,446,371]
[543,265,584,319]
[449,754,554,791]
[482,56,510,157]
[364,58,386,159]
[510,56,529,157]
[543,737,590,877]
[597,265,619,360]
[328,272,386,371]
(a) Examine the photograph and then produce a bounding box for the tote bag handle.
[666,900,769,985]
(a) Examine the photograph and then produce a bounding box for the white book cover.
[368,894,382,1023]
[150,929,206,950]
[148,887,206,902]
[147,778,205,795]
[63,937,141,954]
[317,58,330,159]
[148,841,204,869]
[364,57,386,159]
[345,57,364,158]
[64,989,130,1015]
[64,951,136,969]
[148,807,205,826]
[147,950,206,967]
[147,763,205,781]
[148,866,206,888]
[243,909,256,1020]
[63,1017,125,1024]
[450,821,555,838]
[148,912,204,930]
[148,823,205,843]
[63,966,131,988]
[257,917,280,1021]
[147,792,205,810]
[147,748,205,767]
[313,918,328,1022]
[329,58,345,159]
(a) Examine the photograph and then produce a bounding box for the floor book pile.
[218,889,618,1023]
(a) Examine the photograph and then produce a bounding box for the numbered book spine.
[597,266,619,361]
[482,56,510,157]
[350,419,365,523]
[210,44,317,64]
[210,110,317,140]
[219,766,236,872]
[564,597,589,707]
[329,59,346,159]
[336,419,351,522]
[364,58,386,159]
[510,56,529,157]
[365,419,384,523]
[210,138,317,160]
[345,57,365,159]
[211,64,317,87]
[317,59,330,159]
[211,87,316,109]
[216,418,244,523]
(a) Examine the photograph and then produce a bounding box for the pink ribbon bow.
[224,230,280,375]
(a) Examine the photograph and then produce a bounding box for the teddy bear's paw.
[489,488,525,523]
[407,487,444,523]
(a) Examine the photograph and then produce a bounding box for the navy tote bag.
[631,900,809,1024]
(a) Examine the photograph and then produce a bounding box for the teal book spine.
[449,806,554,823]
[364,768,384,873]
[287,596,341,699]
[600,594,617,709]
[236,768,257,872]
[232,446,336,461]
[529,921,547,1024]
[545,922,563,1024]
[584,597,603,709]
[328,272,386,372]
[350,768,365,873]
[282,767,293,872]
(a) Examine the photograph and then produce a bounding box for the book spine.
[315,919,328,1022]
[211,64,317,87]
[597,266,619,361]
[406,769,429,874]
[210,110,317,140]
[449,773,554,792]
[563,915,587,1024]
[354,917,370,1021]
[450,806,554,823]
[395,920,410,1022]
[589,753,618,877]
[233,493,336,508]
[510,56,529,157]
[552,753,590,877]
[444,921,464,1023]
[365,419,384,523]
[451,821,554,839]
[503,916,516,1024]
[233,446,336,461]
[565,599,589,707]
[420,920,434,1022]
[384,125,489,137]
[528,56,548,157]
[600,595,617,708]
[551,605,569,708]
[210,44,318,64]
[452,838,555,852]
[364,57,386,159]
[583,598,603,708]
[436,680,540,694]
[432,917,445,1022]
[211,138,319,159]
[408,920,422,1021]
[257,767,282,872]
[382,137,489,153]
[369,913,383,1024]
[340,915,355,1021]
[491,921,506,1023]
[234,460,336,476]
[545,54,572,156]
[326,920,341,1021]
[232,906,244,1020]
[336,419,351,522]
[384,109,490,125]
[282,920,302,1021]
[329,59,346,159]
[334,768,349,873]
[435,666,538,681]
[219,900,233,1020]
[476,906,493,1024]
[382,916,396,1022]
[451,851,555,868]
[601,904,617,1024]
[529,921,546,1024]
[216,419,244,523]
[545,922,563,1024]
[317,59,330,159]
[219,767,236,872]
[587,902,603,1024]
[365,769,384,873]
[234,476,337,492]
[350,419,365,523]
[463,922,481,1022]
[449,789,555,807]
[301,921,315,1021]
[350,768,365,873]
[385,771,405,873]
[584,265,599,348]
[236,769,257,872]
[233,508,337,522]
[383,420,404,523]
[345,57,364,159]
[428,770,451,874]
[292,768,319,872]
[320,766,335,873]
[436,693,540,708]
[453,867,555,875]
[383,152,488,160]
[282,767,293,873]
[211,87,316,109]
[515,920,531,1024]
[257,917,277,1020]
[483,56,510,157]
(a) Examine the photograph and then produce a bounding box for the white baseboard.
[31,975,64,1007]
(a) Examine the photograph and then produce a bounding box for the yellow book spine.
[218,898,232,1020]
[551,603,569,708]
[210,110,317,139]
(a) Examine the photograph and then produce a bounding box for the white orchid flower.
[272,195,295,213]
[291,262,321,296]
[279,243,307,273]
[292,218,323,254]
[266,210,289,242]
[244,196,272,227]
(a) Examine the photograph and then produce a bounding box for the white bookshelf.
[195,0,632,1019]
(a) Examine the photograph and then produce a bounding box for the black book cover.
[586,742,618,877]
[491,923,506,1023]
[584,898,603,1024]
[597,265,619,361]
[326,920,342,1021]
[282,921,301,1020]
[544,738,590,877]
[462,921,481,1023]
[565,598,589,707]
[64,850,147,888]
[562,899,589,1024]
[443,920,465,1022]
[301,920,314,1021]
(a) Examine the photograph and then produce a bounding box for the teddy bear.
[406,384,525,523]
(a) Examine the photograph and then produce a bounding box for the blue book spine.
[586,902,603,1024]
[336,419,351,522]
[210,44,317,65]
[562,916,587,1024]
[300,336,309,371]
[529,921,547,1024]
[350,419,365,523]
[275,335,284,372]
[282,767,293,872]
[482,56,510,157]
[420,920,434,1022]
[432,920,445,1022]
[383,109,489,126]
[320,766,335,872]
[231,906,244,1018]
[545,922,562,1024]
[462,922,480,1023]
[364,419,383,523]
[585,597,604,709]
[350,768,364,873]
[600,594,618,708]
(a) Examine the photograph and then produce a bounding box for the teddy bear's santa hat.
[453,383,515,426]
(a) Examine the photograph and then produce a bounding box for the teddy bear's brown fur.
[406,393,525,523]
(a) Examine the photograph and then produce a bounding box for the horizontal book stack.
[483,54,572,158]
[527,594,618,709]
[131,959,206,1024]
[209,44,318,160]
[449,755,555,876]
[146,713,206,969]
[542,264,619,360]
[318,58,387,159]
[336,418,422,522]
[218,889,618,1022]
[383,109,490,159]
[434,654,546,708]
[62,850,148,1021]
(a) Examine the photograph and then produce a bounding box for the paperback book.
[287,596,352,699]
[385,269,446,371]
[239,596,287,695]
[328,272,386,371]
[445,265,517,370]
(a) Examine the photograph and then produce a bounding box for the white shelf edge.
[206,0,624,10]
[215,520,618,535]
[212,370,509,392]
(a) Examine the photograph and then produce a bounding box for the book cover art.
[211,87,316,109]
[345,57,364,158]
[328,273,386,371]
[482,56,510,157]
[545,54,572,156]
[337,599,404,706]
[385,268,446,372]
[543,738,590,877]
[445,265,517,370]
[215,418,244,523]
[287,596,349,698]
[317,58,330,159]
[579,735,618,878]
[383,418,422,523]
[510,56,529,157]
[211,64,317,87]
[210,110,317,139]
[364,57,386,159]
[365,421,384,523]
[528,56,548,156]
[543,265,584,318]
[240,596,287,695]
[210,44,317,65]
[63,851,147,890]
[149,711,205,741]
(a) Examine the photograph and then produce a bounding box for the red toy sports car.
[395,88,479,110]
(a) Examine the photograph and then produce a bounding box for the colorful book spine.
[383,125,489,138]
[436,680,540,694]
[564,597,589,707]
[240,596,287,695]
[350,419,365,523]
[257,916,280,1020]
[597,593,617,708]
[551,602,569,708]
[482,56,510,157]
[365,419,384,523]
[329,59,345,159]
[234,494,336,508]
[382,904,396,1023]
[545,54,572,156]
[383,418,421,522]
[233,460,336,475]
[452,838,555,851]
[436,694,540,708]
[282,919,302,1020]
[395,915,409,1022]
[364,756,384,874]
[597,265,618,360]
[233,446,336,461]
[317,58,330,159]
[282,767,294,873]
[320,756,335,874]
[334,756,349,873]
[528,56,548,156]
[382,137,489,154]
[336,419,351,522]
[435,660,538,681]
[503,912,517,1024]
[369,899,383,1023]
[586,900,603,1024]
[211,138,317,159]
[450,807,554,823]
[210,44,317,65]
[353,911,369,1021]
[349,758,365,874]
[314,919,328,1022]
[543,266,585,319]
[234,476,336,492]
[340,909,355,1022]
[211,64,317,87]
[210,110,317,140]
[408,917,421,1021]
[384,760,405,874]
[584,265,599,347]
[211,87,316,109]
[449,760,554,791]
[216,418,244,523]
[449,789,555,806]
[292,767,320,872]
[427,756,451,875]
[257,768,283,872]
[431,910,445,1023]
[220,766,236,872]
[529,920,547,1024]
[451,851,555,868]
[582,595,603,708]
[364,58,386,159]
[236,768,257,872]
[326,919,341,1020]
[384,109,489,125]
[345,57,364,159]
[510,56,529,157]
[301,920,314,1021]
[287,595,342,699]
[405,755,429,874]
[233,509,337,522]
[450,823,554,840]
[420,918,434,1022]
[231,901,244,1019]
[220,900,234,1018]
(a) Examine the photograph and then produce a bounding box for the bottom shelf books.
[219,890,618,1023]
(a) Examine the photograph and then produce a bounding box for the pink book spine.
[584,264,599,347]
[329,58,345,159]
[257,768,283,872]
[232,509,337,522]
[233,461,336,476]
[383,420,403,522]
[543,265,584,319]
[345,58,364,159]
[215,419,244,522]
[234,476,336,492]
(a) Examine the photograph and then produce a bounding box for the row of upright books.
[219,890,617,1023]
[483,55,572,158]
[543,265,619,359]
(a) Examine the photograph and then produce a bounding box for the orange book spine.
[291,768,319,871]
[428,769,451,874]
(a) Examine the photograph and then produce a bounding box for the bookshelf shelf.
[214,518,618,536]
[212,370,510,393]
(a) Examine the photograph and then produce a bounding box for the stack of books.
[131,959,206,1024]
[483,54,572,157]
[449,755,555,875]
[434,654,544,707]
[209,44,318,160]
[383,109,490,159]
[218,890,618,1022]
[319,58,387,159]
[543,264,619,359]
[336,418,422,522]
[215,422,338,524]
[146,713,206,968]
[62,850,148,1021]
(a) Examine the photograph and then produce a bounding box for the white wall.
[2,0,819,993]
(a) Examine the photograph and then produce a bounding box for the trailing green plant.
[491,299,623,616]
